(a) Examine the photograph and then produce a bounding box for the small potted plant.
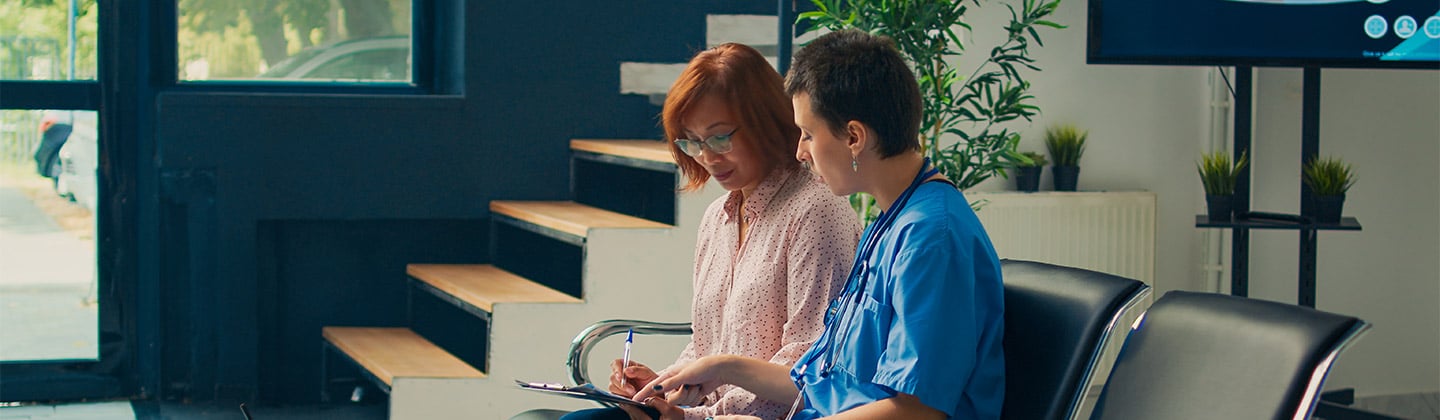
[1012,151,1047,192]
[1302,155,1356,224]
[1044,124,1087,191]
[1197,150,1249,221]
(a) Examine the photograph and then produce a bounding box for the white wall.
[961,0,1439,396]
[1249,67,1440,395]
[964,1,1216,297]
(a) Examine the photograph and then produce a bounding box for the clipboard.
[514,380,645,407]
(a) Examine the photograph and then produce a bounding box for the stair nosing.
[322,326,486,387]
[407,264,580,314]
[573,149,678,174]
[490,200,673,240]
[570,139,675,165]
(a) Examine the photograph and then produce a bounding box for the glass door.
[0,0,118,401]
[0,109,98,362]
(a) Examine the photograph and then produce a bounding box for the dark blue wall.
[138,0,778,403]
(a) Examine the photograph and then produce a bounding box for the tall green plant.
[1302,156,1355,196]
[800,0,1065,191]
[1043,123,1087,166]
[1197,150,1248,196]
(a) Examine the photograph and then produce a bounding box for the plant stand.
[1014,166,1042,192]
[1203,194,1233,222]
[1196,67,1396,420]
[1052,165,1080,191]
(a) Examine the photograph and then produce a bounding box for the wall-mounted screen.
[1088,0,1440,69]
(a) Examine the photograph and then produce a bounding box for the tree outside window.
[0,0,99,81]
[178,0,412,82]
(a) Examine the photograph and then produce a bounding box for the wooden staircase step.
[407,264,579,315]
[491,200,672,241]
[322,326,485,390]
[570,139,674,169]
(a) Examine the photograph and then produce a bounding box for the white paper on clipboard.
[514,380,645,407]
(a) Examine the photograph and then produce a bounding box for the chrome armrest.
[566,319,693,386]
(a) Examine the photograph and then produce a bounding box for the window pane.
[1,109,99,362]
[0,0,100,81]
[178,0,412,83]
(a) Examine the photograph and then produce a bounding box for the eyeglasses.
[674,128,738,157]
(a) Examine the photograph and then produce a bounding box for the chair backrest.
[1000,259,1151,420]
[1089,291,1370,420]
[566,319,692,386]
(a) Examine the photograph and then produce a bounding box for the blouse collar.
[721,167,801,224]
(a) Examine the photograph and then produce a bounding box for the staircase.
[320,138,721,418]
[318,14,793,419]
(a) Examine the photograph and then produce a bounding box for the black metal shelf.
[1195,65,1393,420]
[1195,215,1361,231]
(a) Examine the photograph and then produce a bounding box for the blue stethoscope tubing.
[802,158,942,380]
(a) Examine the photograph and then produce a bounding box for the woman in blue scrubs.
[628,29,1006,420]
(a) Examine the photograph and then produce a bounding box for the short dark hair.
[785,29,921,158]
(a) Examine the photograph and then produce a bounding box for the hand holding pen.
[609,329,659,397]
[622,328,633,371]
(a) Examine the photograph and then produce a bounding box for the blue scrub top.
[789,182,1005,419]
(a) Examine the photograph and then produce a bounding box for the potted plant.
[1012,151,1047,192]
[1302,155,1355,224]
[1197,150,1248,221]
[800,0,1065,215]
[1044,123,1087,191]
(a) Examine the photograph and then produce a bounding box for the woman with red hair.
[563,43,861,420]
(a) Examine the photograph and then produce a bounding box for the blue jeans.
[559,406,661,420]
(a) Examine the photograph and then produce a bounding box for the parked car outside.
[257,35,410,82]
[30,36,412,211]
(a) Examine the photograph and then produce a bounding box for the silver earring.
[852,158,859,172]
[801,161,811,171]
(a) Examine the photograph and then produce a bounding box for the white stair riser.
[619,62,686,97]
[707,14,778,47]
[620,58,781,98]
[390,377,495,419]
[622,14,816,98]
[389,182,724,419]
[704,14,823,48]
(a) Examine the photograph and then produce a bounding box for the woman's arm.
[687,192,861,417]
[633,354,799,405]
[827,393,945,420]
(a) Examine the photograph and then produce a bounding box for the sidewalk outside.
[0,164,97,362]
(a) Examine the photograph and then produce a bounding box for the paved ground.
[0,171,97,362]
[0,401,133,420]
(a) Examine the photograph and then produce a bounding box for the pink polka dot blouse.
[666,168,861,420]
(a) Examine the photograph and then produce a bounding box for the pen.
[622,328,633,370]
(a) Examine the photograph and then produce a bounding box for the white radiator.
[967,191,1157,286]
[968,191,1156,414]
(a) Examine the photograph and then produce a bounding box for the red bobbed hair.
[663,43,801,192]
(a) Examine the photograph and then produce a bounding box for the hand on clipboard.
[514,380,644,407]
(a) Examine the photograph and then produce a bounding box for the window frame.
[0,0,461,403]
[0,12,115,406]
[164,0,438,96]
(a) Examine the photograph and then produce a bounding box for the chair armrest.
[567,319,693,386]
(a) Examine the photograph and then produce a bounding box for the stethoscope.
[786,158,941,418]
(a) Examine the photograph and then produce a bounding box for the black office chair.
[1088,291,1371,420]
[999,259,1151,420]
[522,260,1152,420]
